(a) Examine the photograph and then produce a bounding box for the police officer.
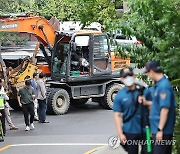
[144,60,176,154]
[113,67,149,154]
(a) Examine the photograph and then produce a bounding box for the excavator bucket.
[7,43,40,96]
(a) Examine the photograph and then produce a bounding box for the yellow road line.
[0,144,106,153]
[84,145,105,154]
[0,145,11,152]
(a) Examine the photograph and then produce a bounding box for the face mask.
[123,76,134,86]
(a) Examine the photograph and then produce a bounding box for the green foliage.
[172,79,180,89]
[31,0,117,25]
[0,32,29,46]
[171,79,180,154]
[0,0,117,24]
[37,0,79,20]
[0,0,34,14]
[75,0,117,26]
[0,0,117,44]
[105,0,180,81]
[173,97,180,154]
[0,0,32,46]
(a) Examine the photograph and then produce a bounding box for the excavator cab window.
[70,35,90,76]
[52,42,69,76]
[92,35,111,75]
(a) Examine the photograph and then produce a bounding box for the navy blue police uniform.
[150,76,176,154]
[113,87,149,154]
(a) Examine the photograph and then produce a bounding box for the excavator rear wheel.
[100,84,122,109]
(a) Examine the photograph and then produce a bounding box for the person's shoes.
[34,118,39,121]
[39,120,49,123]
[10,126,18,130]
[0,138,4,142]
[25,126,30,131]
[30,123,35,130]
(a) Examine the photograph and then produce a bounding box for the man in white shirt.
[37,73,49,123]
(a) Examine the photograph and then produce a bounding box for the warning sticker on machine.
[0,23,18,29]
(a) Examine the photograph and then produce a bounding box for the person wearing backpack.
[113,67,149,154]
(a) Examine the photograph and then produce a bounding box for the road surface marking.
[0,145,11,152]
[11,143,108,146]
[0,143,108,152]
[84,146,105,154]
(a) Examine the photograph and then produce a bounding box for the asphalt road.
[0,101,126,154]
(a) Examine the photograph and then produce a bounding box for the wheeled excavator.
[0,13,130,114]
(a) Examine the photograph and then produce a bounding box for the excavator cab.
[52,31,112,82]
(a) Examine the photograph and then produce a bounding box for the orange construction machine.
[0,13,129,114]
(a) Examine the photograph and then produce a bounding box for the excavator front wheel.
[100,84,122,109]
[47,88,70,115]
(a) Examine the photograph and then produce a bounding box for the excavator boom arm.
[0,15,56,46]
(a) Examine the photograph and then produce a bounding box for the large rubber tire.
[47,88,70,115]
[46,88,55,98]
[8,99,21,110]
[71,98,88,106]
[100,84,122,109]
[46,88,56,114]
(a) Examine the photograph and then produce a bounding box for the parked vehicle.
[114,34,142,46]
[60,21,102,32]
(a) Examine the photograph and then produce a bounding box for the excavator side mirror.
[71,42,76,52]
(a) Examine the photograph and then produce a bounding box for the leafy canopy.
[0,0,180,81]
[105,0,180,80]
